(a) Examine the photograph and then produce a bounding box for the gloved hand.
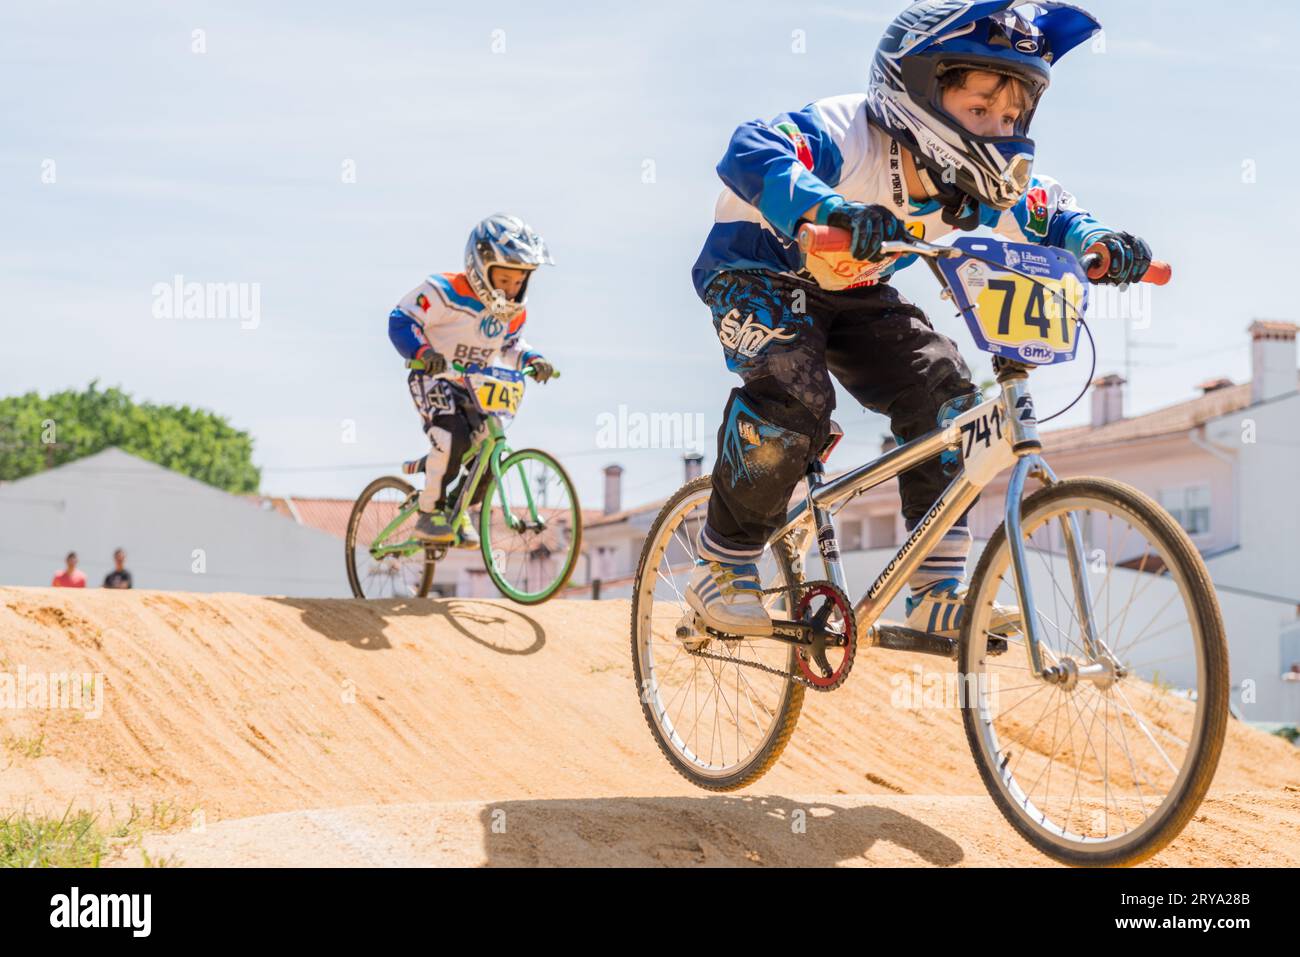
[412,346,447,375]
[529,358,555,383]
[816,196,906,262]
[1088,231,1152,285]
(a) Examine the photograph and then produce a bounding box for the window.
[840,519,863,552]
[867,514,898,549]
[1158,484,1211,536]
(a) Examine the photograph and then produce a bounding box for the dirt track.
[1,587,1297,866]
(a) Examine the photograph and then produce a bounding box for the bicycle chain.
[684,579,854,690]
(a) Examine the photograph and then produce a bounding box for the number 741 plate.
[937,238,1089,365]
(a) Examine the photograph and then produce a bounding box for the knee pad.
[715,389,813,496]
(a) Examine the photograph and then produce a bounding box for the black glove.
[529,358,555,383]
[824,201,906,261]
[1090,231,1152,286]
[412,346,446,375]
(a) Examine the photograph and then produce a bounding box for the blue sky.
[3,1,1297,509]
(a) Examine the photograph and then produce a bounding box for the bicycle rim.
[480,449,582,604]
[961,477,1228,865]
[631,477,805,790]
[345,476,434,599]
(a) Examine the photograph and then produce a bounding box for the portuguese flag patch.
[775,121,814,171]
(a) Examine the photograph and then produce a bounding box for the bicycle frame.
[770,363,1102,682]
[368,372,548,559]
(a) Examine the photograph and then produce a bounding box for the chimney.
[1195,376,1234,395]
[603,464,623,515]
[1090,374,1125,427]
[880,434,897,456]
[683,452,703,482]
[1249,320,1298,404]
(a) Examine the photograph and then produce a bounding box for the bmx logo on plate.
[1017,341,1055,363]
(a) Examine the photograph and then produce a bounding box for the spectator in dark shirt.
[103,548,133,589]
[52,551,87,588]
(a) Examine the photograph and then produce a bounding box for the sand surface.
[1,588,1295,866]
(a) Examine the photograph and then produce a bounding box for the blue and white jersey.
[692,93,1112,298]
[387,271,538,373]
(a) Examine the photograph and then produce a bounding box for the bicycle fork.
[998,368,1116,687]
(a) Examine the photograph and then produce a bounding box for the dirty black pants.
[698,270,979,563]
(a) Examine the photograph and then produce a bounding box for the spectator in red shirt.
[52,552,87,588]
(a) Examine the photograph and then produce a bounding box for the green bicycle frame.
[369,412,543,558]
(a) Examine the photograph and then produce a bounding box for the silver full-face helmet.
[464,213,553,322]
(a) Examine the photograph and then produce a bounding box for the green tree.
[0,382,260,493]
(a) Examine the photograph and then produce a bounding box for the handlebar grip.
[797,224,853,255]
[1141,261,1172,286]
[1084,241,1172,286]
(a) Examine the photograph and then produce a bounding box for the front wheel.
[478,448,582,604]
[960,476,1228,866]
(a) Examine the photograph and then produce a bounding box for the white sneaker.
[905,578,1020,639]
[685,559,773,638]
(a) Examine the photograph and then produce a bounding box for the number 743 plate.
[937,237,1089,365]
[471,376,524,415]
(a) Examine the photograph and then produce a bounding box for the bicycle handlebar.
[796,224,1172,286]
[450,360,560,381]
[797,224,958,260]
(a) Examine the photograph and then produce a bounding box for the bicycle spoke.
[963,482,1220,862]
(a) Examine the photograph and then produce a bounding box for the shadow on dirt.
[269,597,545,656]
[473,794,968,867]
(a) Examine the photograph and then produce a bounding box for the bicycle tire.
[631,475,807,791]
[960,476,1229,866]
[478,448,583,605]
[345,475,435,599]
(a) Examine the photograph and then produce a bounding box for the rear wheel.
[345,476,435,599]
[960,477,1228,866]
[631,475,807,791]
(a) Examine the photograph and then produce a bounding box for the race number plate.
[473,376,523,415]
[937,238,1088,365]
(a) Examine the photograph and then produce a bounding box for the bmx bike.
[630,226,1227,866]
[345,361,582,605]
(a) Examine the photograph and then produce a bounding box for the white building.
[0,447,344,596]
[575,321,1300,724]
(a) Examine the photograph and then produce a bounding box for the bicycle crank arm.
[682,617,847,648]
[868,624,1008,659]
[370,539,426,560]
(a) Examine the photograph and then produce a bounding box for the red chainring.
[793,583,857,691]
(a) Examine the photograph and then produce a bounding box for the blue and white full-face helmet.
[464,213,553,322]
[866,0,1101,211]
